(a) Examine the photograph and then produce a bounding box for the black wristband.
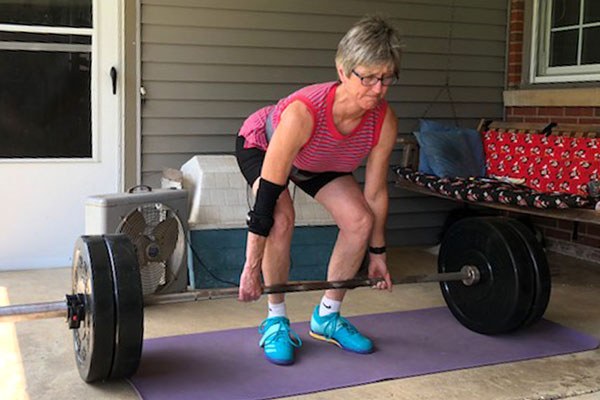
[368,246,386,254]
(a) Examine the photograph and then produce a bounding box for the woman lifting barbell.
[235,14,402,365]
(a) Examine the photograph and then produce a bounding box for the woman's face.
[338,64,396,110]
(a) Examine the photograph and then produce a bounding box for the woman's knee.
[338,207,374,238]
[270,205,295,239]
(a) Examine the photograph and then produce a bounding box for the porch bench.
[393,120,600,226]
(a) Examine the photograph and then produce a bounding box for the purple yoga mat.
[129,307,599,400]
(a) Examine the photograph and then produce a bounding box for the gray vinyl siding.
[140,0,507,245]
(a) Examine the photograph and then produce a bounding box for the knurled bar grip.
[0,267,477,323]
[0,301,68,323]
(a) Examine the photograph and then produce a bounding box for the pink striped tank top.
[238,81,388,173]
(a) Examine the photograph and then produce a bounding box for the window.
[0,1,93,159]
[532,0,600,83]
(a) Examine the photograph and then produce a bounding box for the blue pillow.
[414,132,434,174]
[415,120,486,177]
[414,128,483,178]
[461,128,486,177]
[415,120,452,174]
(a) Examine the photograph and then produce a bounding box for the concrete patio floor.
[1,246,599,400]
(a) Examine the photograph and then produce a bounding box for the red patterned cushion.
[482,130,598,196]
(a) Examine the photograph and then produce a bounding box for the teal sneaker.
[258,317,302,365]
[309,306,374,354]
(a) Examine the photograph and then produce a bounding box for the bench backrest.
[478,120,600,138]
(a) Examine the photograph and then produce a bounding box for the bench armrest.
[396,136,419,169]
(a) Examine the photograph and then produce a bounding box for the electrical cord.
[185,235,240,287]
[186,233,296,288]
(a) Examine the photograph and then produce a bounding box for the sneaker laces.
[321,314,358,340]
[259,317,302,348]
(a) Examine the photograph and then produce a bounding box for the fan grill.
[119,203,181,295]
[138,204,167,233]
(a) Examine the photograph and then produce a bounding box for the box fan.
[85,186,189,295]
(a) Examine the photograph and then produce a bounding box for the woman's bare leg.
[314,175,374,302]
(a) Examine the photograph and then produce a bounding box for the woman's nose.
[370,81,384,94]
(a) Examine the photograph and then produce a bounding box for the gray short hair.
[335,15,403,77]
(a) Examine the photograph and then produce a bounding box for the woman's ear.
[336,64,347,82]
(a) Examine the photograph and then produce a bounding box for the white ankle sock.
[267,301,287,318]
[319,296,341,317]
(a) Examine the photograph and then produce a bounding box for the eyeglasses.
[351,69,398,87]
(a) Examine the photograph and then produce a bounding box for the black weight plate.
[71,236,116,382]
[503,218,551,328]
[104,234,144,380]
[438,217,536,334]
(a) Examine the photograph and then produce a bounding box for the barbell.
[0,216,551,383]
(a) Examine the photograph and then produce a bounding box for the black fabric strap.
[246,211,274,237]
[247,178,286,237]
[368,246,386,254]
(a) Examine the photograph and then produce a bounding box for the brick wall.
[506,0,600,254]
[530,216,600,250]
[506,106,600,125]
[508,0,524,88]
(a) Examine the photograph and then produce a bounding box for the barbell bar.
[0,266,479,324]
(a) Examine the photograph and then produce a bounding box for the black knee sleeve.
[247,178,286,237]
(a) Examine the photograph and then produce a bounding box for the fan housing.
[85,188,189,295]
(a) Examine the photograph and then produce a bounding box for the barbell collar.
[0,267,476,323]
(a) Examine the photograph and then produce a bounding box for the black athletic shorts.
[235,135,351,198]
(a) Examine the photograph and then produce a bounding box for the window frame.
[0,13,95,162]
[530,0,600,83]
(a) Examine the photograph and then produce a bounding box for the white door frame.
[0,0,124,269]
